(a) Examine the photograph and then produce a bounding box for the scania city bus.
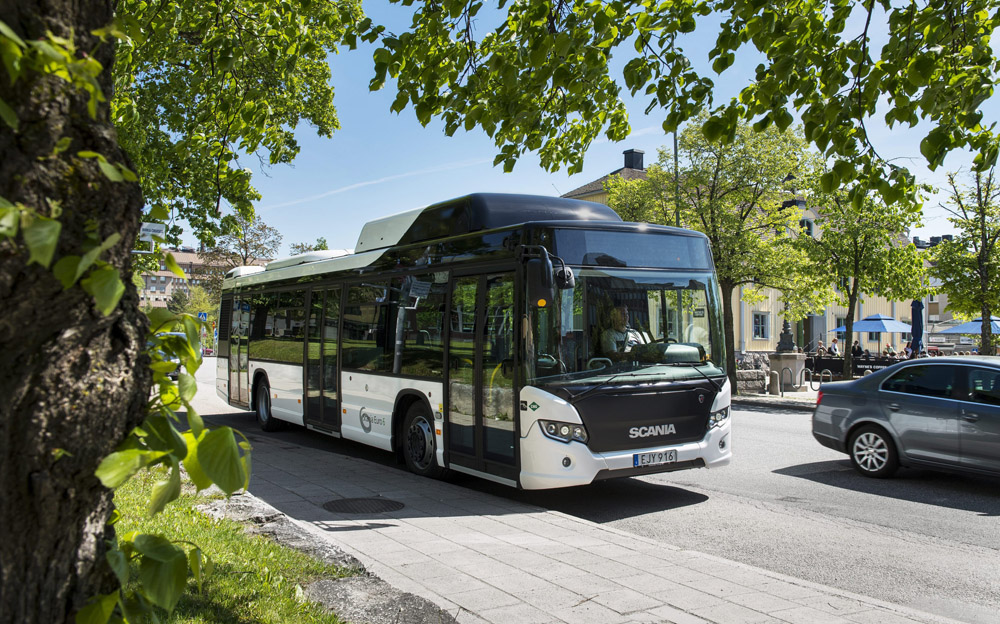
[217,194,731,489]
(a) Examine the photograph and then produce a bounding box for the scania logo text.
[629,424,676,438]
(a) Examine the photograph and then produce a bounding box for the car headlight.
[708,407,730,430]
[538,420,588,443]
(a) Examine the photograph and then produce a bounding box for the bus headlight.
[707,407,730,430]
[539,420,588,444]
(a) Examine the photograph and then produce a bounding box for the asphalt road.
[195,361,1000,624]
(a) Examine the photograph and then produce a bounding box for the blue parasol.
[830,313,913,333]
[938,317,1000,334]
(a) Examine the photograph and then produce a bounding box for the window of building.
[799,218,814,237]
[869,331,881,344]
[752,312,769,340]
[836,316,846,341]
[929,293,938,303]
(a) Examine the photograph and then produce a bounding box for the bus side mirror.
[554,264,575,289]
[526,255,555,308]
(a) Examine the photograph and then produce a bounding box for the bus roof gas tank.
[354,193,620,253]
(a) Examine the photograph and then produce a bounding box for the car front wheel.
[849,424,898,478]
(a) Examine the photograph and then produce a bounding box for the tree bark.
[843,291,857,379]
[720,281,738,394]
[0,2,148,622]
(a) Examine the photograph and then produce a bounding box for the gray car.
[812,356,1000,478]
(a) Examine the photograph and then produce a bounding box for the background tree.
[166,289,190,314]
[929,168,1000,355]
[113,0,362,246]
[800,186,926,377]
[289,236,330,255]
[606,116,831,391]
[376,0,997,205]
[197,213,282,298]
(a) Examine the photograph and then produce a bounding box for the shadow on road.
[775,460,1000,516]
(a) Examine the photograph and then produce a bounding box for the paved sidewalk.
[231,424,960,624]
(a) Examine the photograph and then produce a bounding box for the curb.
[732,396,817,412]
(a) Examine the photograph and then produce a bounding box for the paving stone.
[545,599,632,624]
[447,586,523,612]
[692,601,778,624]
[770,606,854,624]
[478,601,556,624]
[590,588,663,614]
[647,604,712,624]
[726,591,801,614]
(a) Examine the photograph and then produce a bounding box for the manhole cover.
[322,497,405,514]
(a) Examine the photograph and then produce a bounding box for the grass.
[115,470,353,623]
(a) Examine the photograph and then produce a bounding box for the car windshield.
[527,267,726,386]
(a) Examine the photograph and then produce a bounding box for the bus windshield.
[528,267,726,386]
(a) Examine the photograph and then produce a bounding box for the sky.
[194,3,997,257]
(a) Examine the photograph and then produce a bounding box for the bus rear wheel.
[402,402,444,478]
[256,380,284,432]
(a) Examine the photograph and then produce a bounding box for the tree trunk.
[0,2,148,622]
[843,291,858,380]
[982,304,993,356]
[720,281,738,394]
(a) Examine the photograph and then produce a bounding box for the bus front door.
[447,273,518,483]
[229,298,250,407]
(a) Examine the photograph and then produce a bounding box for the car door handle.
[962,410,980,422]
[888,403,900,411]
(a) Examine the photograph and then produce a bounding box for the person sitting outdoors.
[851,340,863,357]
[828,338,840,356]
[816,339,825,354]
[885,343,896,356]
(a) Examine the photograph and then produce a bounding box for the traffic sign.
[197,312,208,321]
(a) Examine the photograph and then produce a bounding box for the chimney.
[623,149,644,170]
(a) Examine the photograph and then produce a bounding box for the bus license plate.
[634,450,677,467]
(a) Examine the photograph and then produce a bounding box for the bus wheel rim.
[407,415,434,470]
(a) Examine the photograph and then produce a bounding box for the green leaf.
[178,373,196,402]
[146,307,179,332]
[81,265,125,316]
[182,431,213,490]
[164,252,186,279]
[23,216,61,268]
[702,117,726,142]
[144,414,188,457]
[95,449,167,488]
[97,159,124,182]
[135,538,187,611]
[0,202,18,237]
[106,548,129,586]
[185,405,204,437]
[147,205,169,221]
[149,463,181,515]
[52,255,82,288]
[197,427,247,494]
[0,97,18,131]
[74,592,118,624]
[0,20,27,48]
[188,548,207,593]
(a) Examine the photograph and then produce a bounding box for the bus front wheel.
[255,380,283,432]
[402,402,444,478]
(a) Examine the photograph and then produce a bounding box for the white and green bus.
[217,193,731,489]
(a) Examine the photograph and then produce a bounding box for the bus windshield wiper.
[567,372,635,405]
[665,361,724,393]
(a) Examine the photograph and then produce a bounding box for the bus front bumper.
[518,420,731,490]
